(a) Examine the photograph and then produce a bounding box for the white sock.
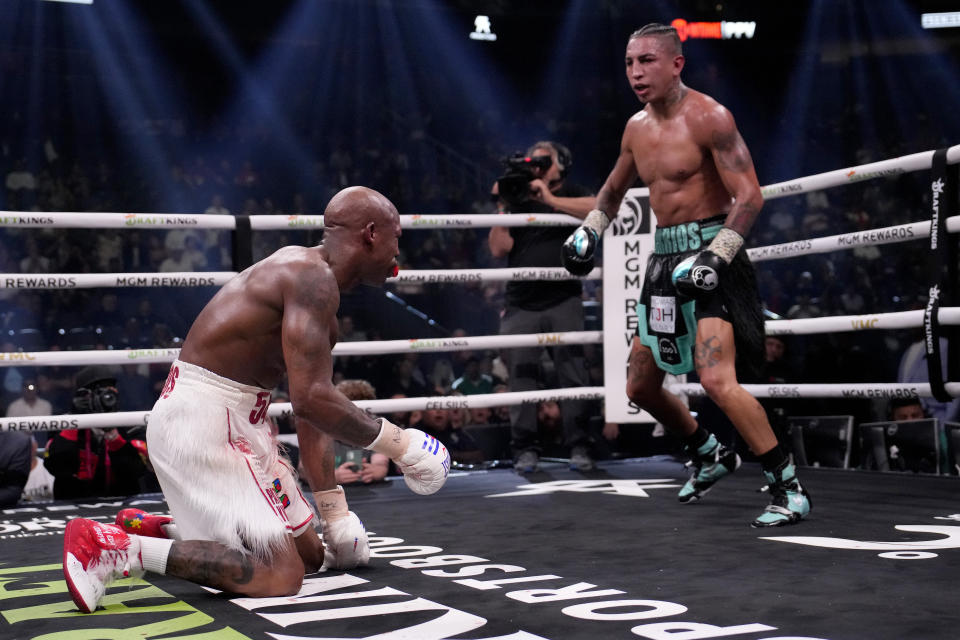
[137,535,174,574]
[160,522,181,540]
[313,485,349,523]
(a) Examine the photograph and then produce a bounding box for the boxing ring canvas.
[3,458,959,640]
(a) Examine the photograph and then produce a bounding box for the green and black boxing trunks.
[636,215,765,378]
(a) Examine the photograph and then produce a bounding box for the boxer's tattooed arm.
[168,541,255,589]
[710,123,762,238]
[711,129,752,173]
[325,410,380,449]
[724,199,760,238]
[595,124,641,219]
[596,189,623,219]
[695,336,723,370]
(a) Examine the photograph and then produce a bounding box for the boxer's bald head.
[324,186,399,232]
[322,186,402,287]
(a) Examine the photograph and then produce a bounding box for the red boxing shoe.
[62,518,143,614]
[115,509,173,539]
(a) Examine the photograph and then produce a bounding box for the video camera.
[495,152,553,209]
[72,365,120,414]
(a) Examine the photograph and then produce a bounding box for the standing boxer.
[562,23,810,527]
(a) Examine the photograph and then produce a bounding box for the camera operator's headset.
[528,141,572,180]
[552,142,572,179]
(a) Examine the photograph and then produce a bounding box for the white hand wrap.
[368,417,409,458]
[582,209,611,236]
[707,227,744,264]
[369,420,450,495]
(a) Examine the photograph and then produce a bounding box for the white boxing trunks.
[146,360,315,561]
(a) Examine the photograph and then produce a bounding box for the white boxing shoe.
[321,511,370,570]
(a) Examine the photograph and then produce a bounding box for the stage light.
[470,15,497,41]
[921,12,960,29]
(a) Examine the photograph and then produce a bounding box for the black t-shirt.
[505,182,592,311]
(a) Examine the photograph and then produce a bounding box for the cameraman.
[44,365,148,499]
[487,141,598,472]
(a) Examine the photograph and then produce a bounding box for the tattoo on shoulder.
[294,265,336,312]
[711,129,752,173]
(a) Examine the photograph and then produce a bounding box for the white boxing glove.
[369,419,450,495]
[395,428,451,495]
[321,511,370,570]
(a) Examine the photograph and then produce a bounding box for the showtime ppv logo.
[671,18,757,41]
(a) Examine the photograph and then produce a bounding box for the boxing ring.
[1,146,959,640]
[1,145,958,423]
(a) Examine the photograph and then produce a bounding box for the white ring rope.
[389,266,600,283]
[4,308,960,367]
[747,216,960,262]
[251,212,588,230]
[2,213,957,290]
[0,272,236,289]
[666,383,960,400]
[764,307,960,335]
[0,211,584,230]
[0,146,957,431]
[0,331,605,367]
[5,382,960,432]
[0,144,956,292]
[0,266,600,289]
[0,144,956,230]
[760,143,960,200]
[0,387,607,432]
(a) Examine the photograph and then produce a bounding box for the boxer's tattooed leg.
[629,347,653,367]
[168,541,255,587]
[695,336,723,370]
[627,348,652,384]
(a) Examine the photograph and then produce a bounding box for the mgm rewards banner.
[602,188,687,423]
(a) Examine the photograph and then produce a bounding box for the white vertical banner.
[602,187,663,423]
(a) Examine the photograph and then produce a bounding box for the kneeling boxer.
[62,186,450,613]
